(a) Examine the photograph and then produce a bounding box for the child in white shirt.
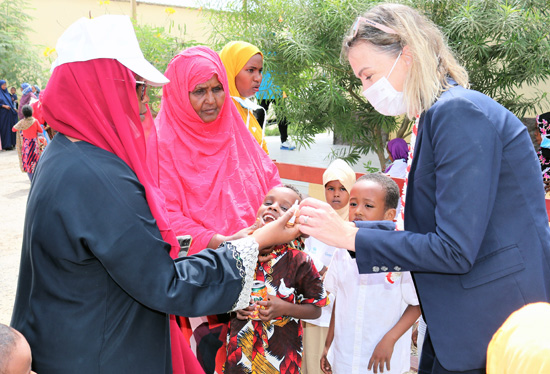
[302,159,356,374]
[321,173,421,374]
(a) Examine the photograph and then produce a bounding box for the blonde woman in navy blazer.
[298,4,550,374]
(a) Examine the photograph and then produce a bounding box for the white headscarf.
[323,159,356,220]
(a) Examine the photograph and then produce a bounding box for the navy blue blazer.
[354,84,550,371]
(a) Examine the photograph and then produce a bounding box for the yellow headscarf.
[219,41,268,154]
[323,159,357,221]
[487,302,550,373]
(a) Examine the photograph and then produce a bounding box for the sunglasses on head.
[352,16,397,38]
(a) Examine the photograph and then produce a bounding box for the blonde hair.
[341,3,469,118]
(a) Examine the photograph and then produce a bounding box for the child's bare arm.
[368,304,421,373]
[321,303,335,374]
[257,295,321,321]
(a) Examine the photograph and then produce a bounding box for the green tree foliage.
[133,20,198,112]
[209,0,550,168]
[0,0,48,87]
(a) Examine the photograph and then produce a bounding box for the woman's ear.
[402,45,413,66]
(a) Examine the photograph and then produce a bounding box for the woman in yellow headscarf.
[487,302,550,373]
[219,41,269,154]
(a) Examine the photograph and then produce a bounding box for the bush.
[208,0,550,168]
[0,0,49,87]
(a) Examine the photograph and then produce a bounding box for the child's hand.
[235,305,255,320]
[320,347,332,374]
[257,295,289,321]
[368,335,395,373]
[258,251,275,263]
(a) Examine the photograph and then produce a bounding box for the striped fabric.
[396,115,420,231]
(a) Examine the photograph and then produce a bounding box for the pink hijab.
[152,46,280,255]
[42,59,203,374]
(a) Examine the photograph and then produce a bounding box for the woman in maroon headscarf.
[11,16,298,374]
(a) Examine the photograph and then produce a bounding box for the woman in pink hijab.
[152,46,280,254]
[151,46,281,374]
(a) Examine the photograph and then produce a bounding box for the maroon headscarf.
[42,58,202,374]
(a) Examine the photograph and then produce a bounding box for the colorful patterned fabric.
[225,242,328,374]
[536,112,550,181]
[19,134,41,173]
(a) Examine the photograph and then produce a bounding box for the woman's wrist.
[207,233,227,249]
[251,227,268,249]
[344,225,359,251]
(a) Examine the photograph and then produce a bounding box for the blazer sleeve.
[355,97,503,274]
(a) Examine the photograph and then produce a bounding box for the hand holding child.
[368,334,395,373]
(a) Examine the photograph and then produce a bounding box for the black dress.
[11,134,257,374]
[0,89,17,149]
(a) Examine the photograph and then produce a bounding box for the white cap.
[51,15,169,87]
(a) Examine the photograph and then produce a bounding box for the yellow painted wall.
[24,0,549,117]
[27,0,210,66]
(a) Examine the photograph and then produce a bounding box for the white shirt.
[302,237,337,327]
[325,248,418,374]
[386,158,408,178]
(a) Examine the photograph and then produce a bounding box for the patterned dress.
[13,117,43,173]
[225,242,329,374]
[536,112,550,182]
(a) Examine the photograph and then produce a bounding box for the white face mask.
[232,96,262,111]
[361,51,407,116]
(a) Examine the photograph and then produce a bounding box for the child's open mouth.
[262,213,277,223]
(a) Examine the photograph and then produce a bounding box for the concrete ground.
[0,132,380,325]
[0,148,29,326]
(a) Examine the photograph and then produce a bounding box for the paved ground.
[0,133,379,325]
[0,149,30,325]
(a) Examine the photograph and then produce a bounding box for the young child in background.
[12,104,44,181]
[225,185,329,374]
[0,323,36,374]
[321,173,421,374]
[302,158,356,374]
